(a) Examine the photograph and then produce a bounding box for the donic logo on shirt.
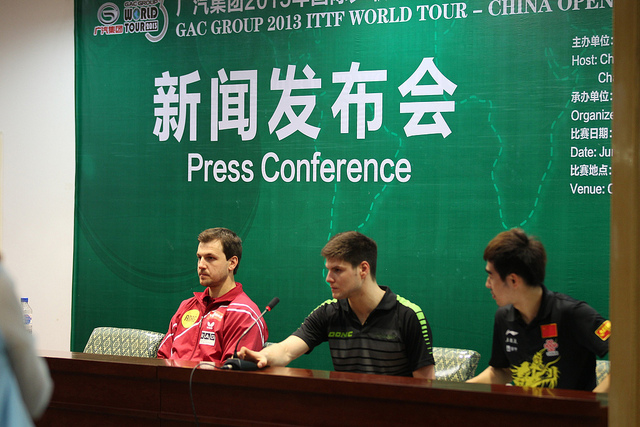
[328,331,353,338]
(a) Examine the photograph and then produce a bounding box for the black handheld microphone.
[221,297,279,371]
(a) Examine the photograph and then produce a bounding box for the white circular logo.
[97,3,120,25]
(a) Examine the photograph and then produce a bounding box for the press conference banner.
[73,0,612,367]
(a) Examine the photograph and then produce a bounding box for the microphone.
[221,297,279,371]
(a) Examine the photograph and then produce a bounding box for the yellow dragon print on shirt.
[511,348,560,388]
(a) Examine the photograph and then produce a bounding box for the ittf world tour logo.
[94,1,168,42]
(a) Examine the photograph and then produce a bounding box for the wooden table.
[36,351,608,426]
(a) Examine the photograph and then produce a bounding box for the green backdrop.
[73,0,612,371]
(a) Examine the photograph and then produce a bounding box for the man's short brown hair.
[198,228,242,275]
[321,231,377,279]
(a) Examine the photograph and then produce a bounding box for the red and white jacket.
[157,283,268,362]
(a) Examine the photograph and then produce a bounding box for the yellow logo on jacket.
[181,309,200,328]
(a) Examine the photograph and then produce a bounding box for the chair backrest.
[83,327,165,358]
[596,360,610,385]
[434,347,481,382]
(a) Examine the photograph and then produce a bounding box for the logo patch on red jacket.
[200,331,216,346]
[181,309,200,328]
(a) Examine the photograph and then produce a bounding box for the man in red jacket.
[157,228,267,362]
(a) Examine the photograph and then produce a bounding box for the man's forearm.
[467,366,512,384]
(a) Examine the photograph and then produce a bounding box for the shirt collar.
[533,284,553,320]
[339,285,396,313]
[376,286,396,310]
[195,282,243,306]
[507,284,551,324]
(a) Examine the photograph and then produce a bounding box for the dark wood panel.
[160,364,608,427]
[37,351,162,426]
[36,352,608,427]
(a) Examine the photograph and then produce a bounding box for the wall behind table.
[0,0,75,352]
[73,1,612,371]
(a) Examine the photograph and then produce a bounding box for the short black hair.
[484,228,546,287]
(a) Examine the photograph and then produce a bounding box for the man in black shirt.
[238,231,435,378]
[468,228,610,392]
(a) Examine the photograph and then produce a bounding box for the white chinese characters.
[153,58,456,142]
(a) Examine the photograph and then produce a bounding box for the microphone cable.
[189,297,280,423]
[189,361,217,427]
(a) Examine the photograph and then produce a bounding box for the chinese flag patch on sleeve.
[595,320,611,341]
[541,323,558,338]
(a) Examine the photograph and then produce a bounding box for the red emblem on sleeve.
[595,320,611,341]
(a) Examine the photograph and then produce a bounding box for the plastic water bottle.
[21,298,33,334]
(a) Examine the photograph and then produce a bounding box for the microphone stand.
[221,297,279,371]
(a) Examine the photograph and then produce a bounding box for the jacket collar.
[194,282,243,307]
